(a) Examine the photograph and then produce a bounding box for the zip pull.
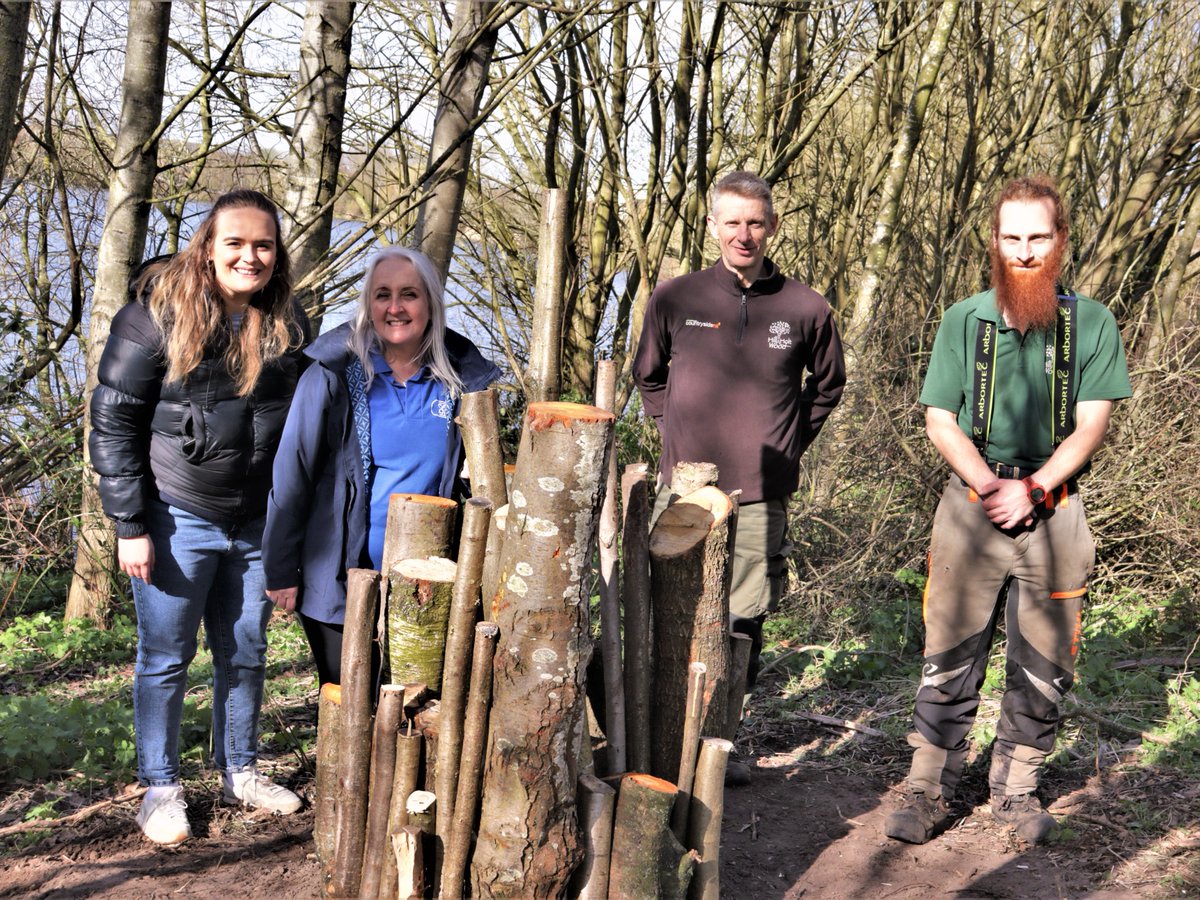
[737,290,748,343]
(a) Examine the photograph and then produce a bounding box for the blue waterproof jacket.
[262,322,502,624]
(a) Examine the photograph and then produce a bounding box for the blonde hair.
[144,189,298,396]
[349,247,465,397]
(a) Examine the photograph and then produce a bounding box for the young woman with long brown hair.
[90,189,311,844]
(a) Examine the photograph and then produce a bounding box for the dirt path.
[3,745,1188,899]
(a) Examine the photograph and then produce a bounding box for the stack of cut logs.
[312,361,750,899]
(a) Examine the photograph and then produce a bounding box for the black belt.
[986,460,1037,480]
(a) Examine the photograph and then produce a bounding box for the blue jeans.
[132,500,272,786]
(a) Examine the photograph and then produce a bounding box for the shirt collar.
[369,350,430,382]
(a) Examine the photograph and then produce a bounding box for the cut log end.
[390,492,458,510]
[624,773,678,795]
[320,683,342,706]
[394,556,458,582]
[649,487,733,557]
[526,401,616,431]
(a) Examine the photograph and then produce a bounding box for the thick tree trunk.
[314,683,343,865]
[388,557,457,692]
[283,0,353,327]
[525,188,570,403]
[569,773,617,900]
[608,773,696,900]
[415,0,501,282]
[441,621,499,900]
[472,402,614,899]
[0,1,31,183]
[621,463,653,774]
[66,0,172,625]
[329,569,380,898]
[649,487,734,783]
[359,684,404,900]
[686,738,733,900]
[593,359,626,773]
[435,498,491,873]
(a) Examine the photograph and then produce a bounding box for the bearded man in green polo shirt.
[884,176,1132,846]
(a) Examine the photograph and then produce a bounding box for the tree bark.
[314,683,343,866]
[283,0,353,327]
[388,557,458,693]
[415,0,502,282]
[329,569,380,898]
[621,463,653,774]
[685,738,733,900]
[441,621,499,900]
[593,359,626,773]
[359,684,404,900]
[435,497,491,871]
[379,729,424,897]
[0,1,31,183]
[525,187,570,403]
[458,390,508,605]
[569,773,617,900]
[608,773,695,900]
[670,662,706,843]
[66,0,172,625]
[649,487,734,783]
[472,402,614,899]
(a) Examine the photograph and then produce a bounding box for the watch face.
[1030,487,1047,504]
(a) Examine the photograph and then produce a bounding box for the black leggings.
[300,614,381,692]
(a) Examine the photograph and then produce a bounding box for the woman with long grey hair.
[263,247,501,686]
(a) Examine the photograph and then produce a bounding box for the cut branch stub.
[649,486,734,783]
[388,557,458,692]
[472,402,615,900]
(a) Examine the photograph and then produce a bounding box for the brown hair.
[991,175,1069,239]
[711,170,775,219]
[144,189,297,395]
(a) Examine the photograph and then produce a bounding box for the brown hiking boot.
[991,793,1055,843]
[884,788,952,844]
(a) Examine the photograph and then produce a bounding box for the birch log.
[328,569,379,897]
[388,557,457,692]
[621,463,652,774]
[649,487,734,783]
[472,402,614,899]
[381,494,458,575]
[594,359,626,773]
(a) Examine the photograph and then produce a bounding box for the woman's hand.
[266,586,298,612]
[117,536,156,585]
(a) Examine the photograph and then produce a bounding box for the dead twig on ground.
[0,786,146,838]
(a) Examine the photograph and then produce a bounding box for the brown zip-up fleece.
[633,259,845,503]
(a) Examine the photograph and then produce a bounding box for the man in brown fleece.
[633,171,846,756]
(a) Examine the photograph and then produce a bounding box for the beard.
[990,242,1064,332]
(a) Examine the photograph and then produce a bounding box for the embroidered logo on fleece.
[685,318,721,329]
[430,397,454,420]
[768,320,793,349]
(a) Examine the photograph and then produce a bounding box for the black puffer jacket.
[89,296,310,537]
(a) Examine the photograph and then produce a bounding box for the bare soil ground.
[2,712,1197,898]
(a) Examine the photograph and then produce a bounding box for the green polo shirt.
[920,289,1131,468]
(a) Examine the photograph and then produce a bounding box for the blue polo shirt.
[366,351,454,569]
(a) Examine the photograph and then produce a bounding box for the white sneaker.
[136,785,192,845]
[223,767,302,815]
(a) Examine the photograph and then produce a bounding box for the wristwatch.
[1022,476,1048,505]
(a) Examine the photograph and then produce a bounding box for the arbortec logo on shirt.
[430,397,454,420]
[685,318,721,328]
[768,320,793,349]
